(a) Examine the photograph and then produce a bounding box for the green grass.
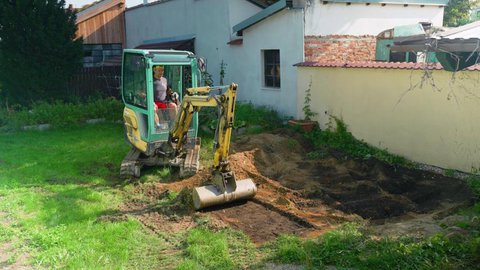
[0,123,167,269]
[176,227,256,270]
[0,98,123,130]
[0,124,127,188]
[268,223,480,270]
[1,108,479,269]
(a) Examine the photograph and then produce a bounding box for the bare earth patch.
[117,129,474,243]
[0,212,30,270]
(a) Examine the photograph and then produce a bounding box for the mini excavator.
[120,49,256,209]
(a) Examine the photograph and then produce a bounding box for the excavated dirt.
[115,129,475,243]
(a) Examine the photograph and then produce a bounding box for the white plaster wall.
[304,2,444,36]
[235,9,305,117]
[125,0,261,85]
[228,0,263,38]
[125,0,195,49]
[125,0,303,117]
[297,66,480,172]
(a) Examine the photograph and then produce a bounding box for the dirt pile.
[118,129,475,243]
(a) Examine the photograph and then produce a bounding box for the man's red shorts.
[155,101,167,109]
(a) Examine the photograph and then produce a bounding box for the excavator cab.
[122,49,198,149]
[120,49,256,210]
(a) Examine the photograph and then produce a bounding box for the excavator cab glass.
[121,49,199,145]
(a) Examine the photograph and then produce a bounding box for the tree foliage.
[0,0,83,105]
[443,0,479,27]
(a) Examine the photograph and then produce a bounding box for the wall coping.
[294,61,480,71]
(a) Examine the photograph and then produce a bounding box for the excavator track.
[180,137,201,177]
[120,147,142,178]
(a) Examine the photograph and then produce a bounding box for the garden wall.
[297,63,480,172]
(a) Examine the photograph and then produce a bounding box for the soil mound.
[230,131,474,221]
[120,129,475,243]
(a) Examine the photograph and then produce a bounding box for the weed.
[219,60,227,85]
[287,138,298,149]
[0,225,14,241]
[466,175,480,199]
[305,117,413,167]
[302,78,317,121]
[306,149,328,160]
[445,168,456,177]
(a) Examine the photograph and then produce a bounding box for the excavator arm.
[169,83,256,209]
[170,83,236,171]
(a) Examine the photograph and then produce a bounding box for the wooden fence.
[67,66,121,99]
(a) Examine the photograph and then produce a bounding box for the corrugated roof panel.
[394,24,425,37]
[440,21,480,38]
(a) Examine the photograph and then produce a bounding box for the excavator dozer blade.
[192,178,257,210]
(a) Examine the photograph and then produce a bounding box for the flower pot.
[288,119,317,132]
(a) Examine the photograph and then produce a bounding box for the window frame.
[262,49,281,89]
[122,53,148,109]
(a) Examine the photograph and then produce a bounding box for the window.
[83,43,122,67]
[263,50,280,88]
[123,54,147,109]
[390,51,417,63]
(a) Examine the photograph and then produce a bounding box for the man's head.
[153,65,164,79]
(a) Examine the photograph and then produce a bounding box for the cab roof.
[123,49,196,64]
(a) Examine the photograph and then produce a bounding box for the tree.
[443,0,479,27]
[0,0,83,105]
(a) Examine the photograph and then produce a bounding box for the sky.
[64,0,144,9]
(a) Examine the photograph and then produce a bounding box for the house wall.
[297,66,480,172]
[304,2,444,36]
[237,9,304,117]
[126,0,304,117]
[76,0,125,45]
[304,35,376,62]
[125,0,262,87]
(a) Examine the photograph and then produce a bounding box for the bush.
[198,102,283,136]
[0,98,123,130]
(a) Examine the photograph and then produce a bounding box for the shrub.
[0,98,124,130]
[198,102,283,137]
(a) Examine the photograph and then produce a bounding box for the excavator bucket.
[192,178,257,210]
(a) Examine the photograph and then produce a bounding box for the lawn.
[0,124,169,269]
[0,122,479,269]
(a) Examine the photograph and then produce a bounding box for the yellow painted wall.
[297,66,480,172]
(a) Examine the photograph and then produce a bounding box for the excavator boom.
[169,83,256,209]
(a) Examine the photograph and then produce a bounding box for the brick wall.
[304,35,377,62]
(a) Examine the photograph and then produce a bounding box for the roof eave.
[245,0,269,8]
[322,0,448,5]
[76,0,124,24]
[233,0,290,35]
